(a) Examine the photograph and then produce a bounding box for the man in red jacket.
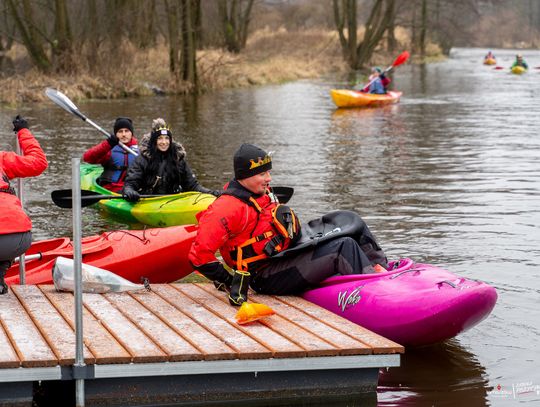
[189,144,386,305]
[82,117,139,193]
[0,116,48,294]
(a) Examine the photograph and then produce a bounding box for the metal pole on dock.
[15,139,26,284]
[72,158,85,407]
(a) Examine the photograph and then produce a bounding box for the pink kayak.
[302,258,497,347]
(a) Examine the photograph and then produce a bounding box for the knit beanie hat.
[113,117,134,135]
[150,123,172,145]
[233,143,272,180]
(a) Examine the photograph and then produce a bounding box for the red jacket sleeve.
[188,196,246,267]
[2,128,48,179]
[83,140,112,165]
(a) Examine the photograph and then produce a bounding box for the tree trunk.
[218,0,254,53]
[52,0,75,73]
[334,0,395,70]
[419,0,427,57]
[355,0,395,68]
[333,0,358,69]
[386,0,397,52]
[180,0,198,89]
[164,0,180,75]
[6,0,51,72]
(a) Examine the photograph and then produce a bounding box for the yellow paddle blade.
[235,302,275,325]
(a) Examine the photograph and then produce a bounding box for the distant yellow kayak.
[330,90,402,108]
[484,58,496,65]
[511,66,527,74]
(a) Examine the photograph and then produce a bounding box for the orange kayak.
[484,58,496,65]
[330,90,402,108]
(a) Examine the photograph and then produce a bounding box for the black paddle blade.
[272,186,294,204]
[51,189,118,208]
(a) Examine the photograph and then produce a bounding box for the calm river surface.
[1,47,539,406]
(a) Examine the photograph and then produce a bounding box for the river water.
[1,47,539,406]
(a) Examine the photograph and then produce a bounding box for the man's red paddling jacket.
[189,183,288,272]
[0,128,48,235]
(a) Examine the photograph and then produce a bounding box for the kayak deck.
[80,163,215,226]
[330,90,402,108]
[511,66,527,74]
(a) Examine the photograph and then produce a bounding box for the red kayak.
[6,225,198,285]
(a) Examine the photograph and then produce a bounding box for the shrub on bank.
[0,27,440,106]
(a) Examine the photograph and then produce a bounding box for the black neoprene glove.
[122,188,140,202]
[107,133,120,148]
[12,115,29,132]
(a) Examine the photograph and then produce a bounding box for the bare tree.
[164,0,199,90]
[6,0,51,72]
[334,0,396,70]
[52,0,75,73]
[218,0,254,53]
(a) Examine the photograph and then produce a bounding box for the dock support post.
[72,158,85,407]
[16,139,26,284]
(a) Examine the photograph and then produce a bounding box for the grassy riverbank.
[0,28,441,106]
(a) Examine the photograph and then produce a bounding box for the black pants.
[250,237,374,295]
[0,231,32,279]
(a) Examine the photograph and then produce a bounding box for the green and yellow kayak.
[80,164,215,227]
[511,66,527,74]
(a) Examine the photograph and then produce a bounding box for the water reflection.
[378,340,488,406]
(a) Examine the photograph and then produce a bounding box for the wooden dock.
[0,283,403,406]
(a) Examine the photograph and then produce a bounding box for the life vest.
[223,184,301,272]
[98,144,139,185]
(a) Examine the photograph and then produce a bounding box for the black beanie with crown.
[234,143,272,180]
[150,125,172,145]
[113,117,134,135]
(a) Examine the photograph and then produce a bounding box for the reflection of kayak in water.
[330,89,402,108]
[6,225,197,285]
[378,340,488,405]
[511,66,527,74]
[296,211,497,347]
[484,58,496,65]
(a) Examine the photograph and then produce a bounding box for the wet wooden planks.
[0,283,403,369]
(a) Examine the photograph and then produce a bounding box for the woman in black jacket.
[122,119,220,201]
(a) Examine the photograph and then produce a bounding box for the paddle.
[51,186,294,209]
[494,66,505,70]
[271,186,294,204]
[356,51,410,91]
[51,189,166,208]
[45,88,138,157]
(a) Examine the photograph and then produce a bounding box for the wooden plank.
[0,291,57,367]
[249,292,372,355]
[196,284,339,357]
[82,293,167,363]
[40,285,132,364]
[153,285,273,359]
[182,284,310,358]
[130,290,237,361]
[0,316,21,368]
[278,296,404,354]
[104,292,203,362]
[12,285,96,365]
